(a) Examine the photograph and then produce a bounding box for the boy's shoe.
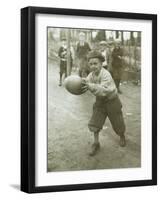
[89,143,100,156]
[119,135,126,147]
[59,82,62,86]
[118,88,123,94]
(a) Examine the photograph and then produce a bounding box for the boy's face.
[62,40,67,47]
[115,42,121,48]
[100,44,106,51]
[79,35,85,42]
[88,58,102,75]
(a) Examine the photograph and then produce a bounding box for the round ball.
[64,75,85,95]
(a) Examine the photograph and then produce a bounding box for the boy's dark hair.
[87,50,105,62]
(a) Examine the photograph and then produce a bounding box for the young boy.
[99,41,108,70]
[58,38,68,86]
[58,38,73,86]
[82,50,126,156]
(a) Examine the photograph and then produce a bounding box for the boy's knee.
[88,124,101,133]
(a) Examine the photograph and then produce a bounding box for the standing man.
[82,50,126,156]
[111,39,124,94]
[76,32,91,77]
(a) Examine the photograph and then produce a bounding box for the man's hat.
[99,41,107,46]
[61,37,67,41]
[79,32,85,37]
[115,38,121,44]
[107,40,114,45]
[87,50,105,62]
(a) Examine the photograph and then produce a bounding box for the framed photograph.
[21,6,157,193]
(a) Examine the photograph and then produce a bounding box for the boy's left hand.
[81,78,89,93]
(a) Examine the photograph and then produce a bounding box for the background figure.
[76,32,91,77]
[99,41,109,70]
[58,38,73,86]
[106,40,114,73]
[111,40,124,94]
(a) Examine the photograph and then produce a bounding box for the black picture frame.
[21,6,157,193]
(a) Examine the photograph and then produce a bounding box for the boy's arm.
[86,72,116,97]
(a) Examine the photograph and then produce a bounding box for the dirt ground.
[47,59,141,172]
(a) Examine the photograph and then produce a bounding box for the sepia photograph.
[21,6,157,193]
[47,27,141,172]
